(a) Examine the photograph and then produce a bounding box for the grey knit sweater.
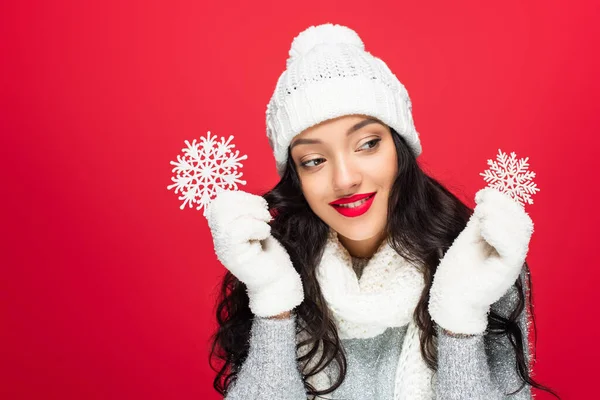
[222,259,532,400]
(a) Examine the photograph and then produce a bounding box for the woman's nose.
[332,157,361,192]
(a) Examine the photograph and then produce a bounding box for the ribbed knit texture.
[266,23,422,176]
[315,229,424,340]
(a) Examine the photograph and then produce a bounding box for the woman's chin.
[331,221,386,242]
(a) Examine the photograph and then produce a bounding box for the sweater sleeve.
[224,312,307,400]
[434,268,532,399]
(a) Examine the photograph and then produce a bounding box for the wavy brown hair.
[208,129,560,399]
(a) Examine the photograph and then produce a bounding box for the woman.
[207,23,559,399]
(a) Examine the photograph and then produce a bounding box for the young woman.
[207,23,560,399]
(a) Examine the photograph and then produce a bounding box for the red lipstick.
[329,192,376,218]
[329,192,376,205]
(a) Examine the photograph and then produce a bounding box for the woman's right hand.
[206,189,304,318]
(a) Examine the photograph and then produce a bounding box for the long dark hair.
[208,129,560,399]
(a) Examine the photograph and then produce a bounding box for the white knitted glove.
[428,188,534,335]
[205,189,304,318]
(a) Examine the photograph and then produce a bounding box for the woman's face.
[289,114,398,245]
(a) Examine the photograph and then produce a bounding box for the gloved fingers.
[478,255,523,304]
[475,192,533,266]
[232,236,293,286]
[229,215,272,246]
[260,234,287,255]
[475,187,511,206]
[207,190,272,228]
[443,213,484,260]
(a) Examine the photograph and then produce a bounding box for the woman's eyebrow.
[290,118,381,150]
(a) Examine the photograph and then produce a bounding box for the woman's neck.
[337,230,387,259]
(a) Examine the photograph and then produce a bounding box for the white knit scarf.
[298,229,435,400]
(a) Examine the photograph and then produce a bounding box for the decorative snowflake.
[479,149,539,206]
[167,131,247,217]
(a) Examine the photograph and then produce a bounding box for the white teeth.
[337,195,373,208]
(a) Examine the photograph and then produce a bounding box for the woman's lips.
[330,193,376,218]
[329,191,376,205]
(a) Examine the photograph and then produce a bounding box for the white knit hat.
[265,23,422,176]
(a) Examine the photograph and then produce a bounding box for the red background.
[2,1,598,399]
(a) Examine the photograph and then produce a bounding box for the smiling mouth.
[332,193,376,208]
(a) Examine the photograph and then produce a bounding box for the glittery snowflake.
[479,149,539,206]
[167,131,247,217]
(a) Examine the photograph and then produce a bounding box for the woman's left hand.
[428,188,534,335]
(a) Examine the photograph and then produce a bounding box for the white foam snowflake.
[167,130,247,217]
[479,149,539,206]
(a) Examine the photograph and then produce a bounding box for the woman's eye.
[299,139,380,168]
[358,138,381,151]
[301,158,325,168]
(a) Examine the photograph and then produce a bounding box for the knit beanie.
[265,23,422,176]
